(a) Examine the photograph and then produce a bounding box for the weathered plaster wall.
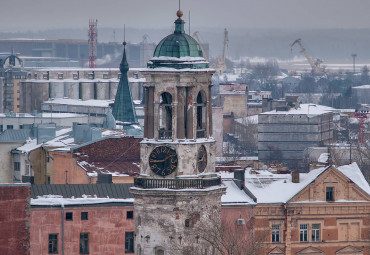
[132,187,225,255]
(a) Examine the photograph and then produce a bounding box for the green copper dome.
[153,21,203,58]
[147,11,209,69]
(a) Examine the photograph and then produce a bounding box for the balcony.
[134,176,221,189]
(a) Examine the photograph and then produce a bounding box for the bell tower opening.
[158,92,173,140]
[196,91,207,138]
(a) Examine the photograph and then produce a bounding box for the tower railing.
[134,177,221,189]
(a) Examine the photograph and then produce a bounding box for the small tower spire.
[112,27,138,127]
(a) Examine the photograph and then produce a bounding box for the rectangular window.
[34,73,38,79]
[312,224,320,242]
[0,125,3,132]
[7,125,13,130]
[127,211,133,219]
[88,73,94,79]
[81,212,88,220]
[103,73,108,79]
[73,73,79,80]
[43,73,48,80]
[300,224,308,242]
[14,162,20,171]
[125,232,134,253]
[271,224,280,243]
[48,234,58,254]
[80,233,89,254]
[326,187,334,201]
[65,212,73,221]
[57,73,63,79]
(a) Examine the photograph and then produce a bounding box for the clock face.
[197,145,207,172]
[149,146,178,176]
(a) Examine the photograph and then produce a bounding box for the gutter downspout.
[61,203,65,255]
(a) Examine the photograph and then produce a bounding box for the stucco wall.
[30,205,135,255]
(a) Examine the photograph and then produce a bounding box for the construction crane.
[192,32,209,62]
[290,38,325,74]
[212,28,228,74]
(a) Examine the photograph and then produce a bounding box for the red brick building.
[0,184,31,255]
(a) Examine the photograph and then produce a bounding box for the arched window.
[196,91,207,138]
[159,92,172,139]
[155,246,165,255]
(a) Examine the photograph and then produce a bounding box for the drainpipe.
[61,203,65,255]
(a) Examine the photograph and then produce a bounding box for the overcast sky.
[1,0,370,32]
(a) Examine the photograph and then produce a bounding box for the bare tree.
[174,214,268,255]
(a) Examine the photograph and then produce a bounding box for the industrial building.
[0,112,88,132]
[258,103,334,168]
[0,39,156,68]
[19,68,145,113]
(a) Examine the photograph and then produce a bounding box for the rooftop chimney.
[292,171,300,183]
[97,173,112,184]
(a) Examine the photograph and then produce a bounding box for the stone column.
[154,100,160,141]
[148,87,155,139]
[208,85,213,137]
[176,87,185,139]
[186,87,194,140]
[172,101,177,141]
[144,87,149,138]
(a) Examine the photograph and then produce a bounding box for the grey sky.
[1,0,370,31]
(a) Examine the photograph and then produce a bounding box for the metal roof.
[31,183,134,199]
[0,129,32,143]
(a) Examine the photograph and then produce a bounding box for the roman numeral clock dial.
[149,146,178,176]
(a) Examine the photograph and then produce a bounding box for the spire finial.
[176,0,183,19]
[123,24,126,47]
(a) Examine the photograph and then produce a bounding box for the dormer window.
[326,187,334,201]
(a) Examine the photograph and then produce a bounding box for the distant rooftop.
[261,103,335,117]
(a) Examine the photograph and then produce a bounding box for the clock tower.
[131,9,225,255]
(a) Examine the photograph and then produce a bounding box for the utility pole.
[352,53,357,73]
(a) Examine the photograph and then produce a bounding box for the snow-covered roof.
[240,163,369,204]
[222,180,256,205]
[16,128,72,153]
[44,98,114,107]
[352,85,370,89]
[16,128,126,153]
[260,104,335,117]
[31,195,134,206]
[234,115,258,124]
[0,113,86,118]
[337,163,370,195]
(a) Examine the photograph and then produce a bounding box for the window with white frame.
[311,224,320,242]
[271,224,280,243]
[300,224,308,242]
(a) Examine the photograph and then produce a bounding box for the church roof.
[112,44,138,125]
[147,10,209,69]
